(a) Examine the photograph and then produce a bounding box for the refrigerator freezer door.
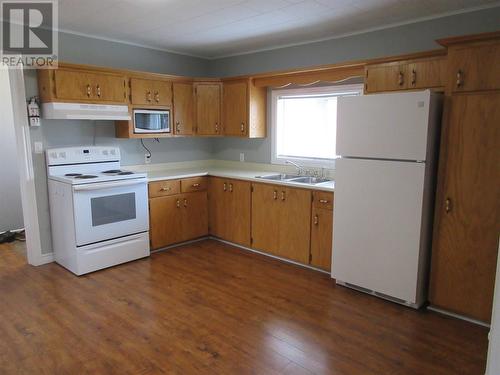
[332,158,426,304]
[337,90,431,161]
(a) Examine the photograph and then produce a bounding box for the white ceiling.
[58,0,499,58]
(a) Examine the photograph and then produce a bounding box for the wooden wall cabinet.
[149,179,208,250]
[172,82,195,135]
[222,79,267,138]
[208,177,251,247]
[310,191,334,271]
[130,78,172,106]
[251,183,311,264]
[194,82,222,136]
[365,56,447,94]
[38,68,128,104]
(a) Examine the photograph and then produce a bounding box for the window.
[271,84,363,167]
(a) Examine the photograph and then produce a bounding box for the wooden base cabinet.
[149,180,208,250]
[310,192,334,271]
[251,183,311,264]
[208,177,251,247]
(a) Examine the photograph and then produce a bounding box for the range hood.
[41,102,131,120]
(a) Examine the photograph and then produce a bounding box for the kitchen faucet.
[285,160,304,175]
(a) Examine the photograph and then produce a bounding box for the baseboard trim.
[427,306,490,327]
[151,237,210,253]
[34,252,54,266]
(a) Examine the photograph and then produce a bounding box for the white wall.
[486,240,500,375]
[0,68,23,231]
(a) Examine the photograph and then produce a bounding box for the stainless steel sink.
[255,174,332,185]
[255,174,301,181]
[288,176,332,185]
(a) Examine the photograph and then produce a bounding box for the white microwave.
[133,109,170,134]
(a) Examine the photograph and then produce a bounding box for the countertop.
[144,166,335,192]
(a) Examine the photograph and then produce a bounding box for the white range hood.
[41,102,131,120]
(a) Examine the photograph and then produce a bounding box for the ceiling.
[58,0,499,58]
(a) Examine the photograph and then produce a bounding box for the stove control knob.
[110,149,116,155]
[50,152,57,159]
[103,150,109,155]
[58,152,66,159]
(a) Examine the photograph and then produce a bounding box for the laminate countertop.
[143,167,335,192]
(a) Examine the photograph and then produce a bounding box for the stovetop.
[49,168,147,185]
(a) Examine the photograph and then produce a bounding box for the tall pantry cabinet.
[429,33,500,323]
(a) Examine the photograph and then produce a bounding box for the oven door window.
[91,193,136,226]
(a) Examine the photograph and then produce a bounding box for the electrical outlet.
[145,153,151,164]
[239,153,245,162]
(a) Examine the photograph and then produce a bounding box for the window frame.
[270,84,364,168]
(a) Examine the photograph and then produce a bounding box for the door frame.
[6,66,44,265]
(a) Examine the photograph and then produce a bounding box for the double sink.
[255,173,332,186]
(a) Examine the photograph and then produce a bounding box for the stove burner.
[65,173,83,177]
[102,169,122,174]
[75,175,98,179]
[118,171,134,175]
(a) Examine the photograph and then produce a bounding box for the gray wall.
[208,7,500,77]
[0,69,23,232]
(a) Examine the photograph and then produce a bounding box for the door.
[226,179,251,246]
[251,183,281,255]
[149,195,182,249]
[223,81,247,136]
[130,78,153,105]
[208,177,228,239]
[333,158,426,304]
[54,69,96,101]
[365,63,407,93]
[173,82,194,135]
[311,207,333,271]
[195,84,221,135]
[278,187,311,264]
[408,58,446,89]
[430,93,500,322]
[337,90,434,161]
[152,81,172,106]
[73,180,149,246]
[90,73,127,103]
[180,192,208,242]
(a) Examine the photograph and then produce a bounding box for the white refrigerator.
[332,90,442,308]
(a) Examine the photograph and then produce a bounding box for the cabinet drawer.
[149,180,180,198]
[181,176,207,192]
[313,191,334,210]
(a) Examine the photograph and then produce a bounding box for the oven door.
[72,179,149,246]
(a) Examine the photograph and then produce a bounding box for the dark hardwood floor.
[0,239,489,374]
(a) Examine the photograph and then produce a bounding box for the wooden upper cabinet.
[130,78,172,106]
[365,55,447,94]
[365,62,407,93]
[195,83,222,136]
[447,40,500,93]
[223,81,248,136]
[222,79,267,138]
[172,82,194,135]
[42,68,127,103]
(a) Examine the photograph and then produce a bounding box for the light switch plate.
[34,142,43,154]
[239,153,245,162]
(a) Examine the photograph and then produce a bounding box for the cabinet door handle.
[160,186,171,192]
[223,182,227,192]
[229,183,233,192]
[398,71,404,86]
[456,70,464,88]
[192,183,200,188]
[445,197,452,213]
[314,215,319,225]
[176,199,180,208]
[96,84,101,98]
[175,121,181,133]
[86,84,91,97]
[281,191,285,201]
[183,199,188,207]
[273,190,277,200]
[240,122,245,133]
[146,91,152,102]
[411,69,416,86]
[154,91,159,103]
[215,123,219,132]
[319,199,329,204]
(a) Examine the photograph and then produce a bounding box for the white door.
[332,158,425,304]
[337,90,432,161]
[73,180,149,246]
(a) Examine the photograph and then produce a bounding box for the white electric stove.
[46,146,150,275]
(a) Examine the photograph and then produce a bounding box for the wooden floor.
[0,240,489,375]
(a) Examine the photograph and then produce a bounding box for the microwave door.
[134,111,170,133]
